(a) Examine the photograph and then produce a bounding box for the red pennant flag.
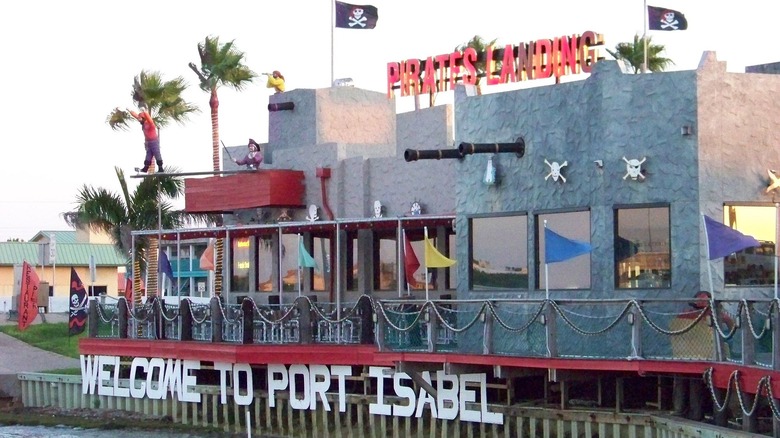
[124,275,133,302]
[404,233,420,287]
[18,261,40,331]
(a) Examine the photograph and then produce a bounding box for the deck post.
[741,303,755,366]
[118,297,128,339]
[297,296,313,344]
[773,306,780,370]
[482,304,493,355]
[180,299,193,341]
[358,295,374,344]
[242,298,254,344]
[88,298,98,337]
[211,296,224,342]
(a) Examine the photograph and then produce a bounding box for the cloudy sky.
[0,0,773,241]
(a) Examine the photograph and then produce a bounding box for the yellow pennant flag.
[424,238,456,268]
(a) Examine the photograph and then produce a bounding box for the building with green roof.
[0,229,127,313]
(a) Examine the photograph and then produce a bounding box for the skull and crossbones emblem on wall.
[623,156,647,180]
[544,159,568,183]
[349,8,367,27]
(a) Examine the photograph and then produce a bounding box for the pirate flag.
[335,1,378,29]
[647,6,688,31]
[69,268,88,336]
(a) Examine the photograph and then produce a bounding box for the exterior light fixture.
[484,156,496,185]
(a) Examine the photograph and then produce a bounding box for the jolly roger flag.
[335,1,378,29]
[69,267,88,336]
[648,5,688,31]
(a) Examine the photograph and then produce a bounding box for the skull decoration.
[373,200,383,218]
[544,159,568,183]
[410,201,422,216]
[71,293,80,307]
[306,204,319,222]
[623,156,647,180]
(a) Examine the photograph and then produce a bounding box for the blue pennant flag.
[703,214,760,260]
[545,227,592,264]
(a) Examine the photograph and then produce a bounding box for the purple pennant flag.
[703,214,760,260]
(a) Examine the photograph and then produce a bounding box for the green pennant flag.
[298,239,317,269]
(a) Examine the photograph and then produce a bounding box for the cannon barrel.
[404,148,463,162]
[268,102,295,112]
[458,137,525,157]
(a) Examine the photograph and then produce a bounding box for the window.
[256,237,274,292]
[281,234,300,292]
[345,231,359,291]
[614,206,670,289]
[231,237,251,292]
[538,210,591,290]
[312,237,330,291]
[723,205,776,286]
[470,215,528,290]
[374,232,397,291]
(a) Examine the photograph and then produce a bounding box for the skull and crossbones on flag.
[335,1,378,29]
[647,5,688,31]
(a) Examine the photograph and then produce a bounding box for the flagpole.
[642,0,648,73]
[424,227,430,302]
[330,0,335,86]
[297,233,302,298]
[543,221,550,301]
[775,204,779,299]
[278,228,283,305]
[398,222,403,298]
[701,214,716,296]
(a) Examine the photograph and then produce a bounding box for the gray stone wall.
[697,52,780,299]
[453,60,700,301]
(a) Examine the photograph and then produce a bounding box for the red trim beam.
[184,170,305,213]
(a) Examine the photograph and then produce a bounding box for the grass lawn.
[0,322,84,359]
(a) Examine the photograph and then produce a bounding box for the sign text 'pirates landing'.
[387,31,604,98]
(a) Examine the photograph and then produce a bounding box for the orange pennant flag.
[200,240,215,271]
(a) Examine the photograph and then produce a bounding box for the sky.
[0,0,775,242]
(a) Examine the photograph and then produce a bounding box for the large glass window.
[312,237,330,291]
[345,232,359,291]
[281,234,299,292]
[615,206,670,289]
[470,215,528,290]
[537,211,591,290]
[374,233,397,291]
[724,205,777,286]
[231,237,251,292]
[256,237,274,292]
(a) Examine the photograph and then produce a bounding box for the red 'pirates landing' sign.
[387,31,604,98]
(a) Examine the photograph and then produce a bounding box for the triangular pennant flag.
[404,232,421,286]
[158,249,176,285]
[200,240,215,271]
[425,238,456,268]
[298,238,317,269]
[544,227,592,264]
[703,214,760,260]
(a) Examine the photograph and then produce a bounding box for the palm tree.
[455,35,501,96]
[65,167,211,305]
[606,34,674,74]
[106,70,199,300]
[188,35,256,296]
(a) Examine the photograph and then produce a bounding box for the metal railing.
[89,296,780,369]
